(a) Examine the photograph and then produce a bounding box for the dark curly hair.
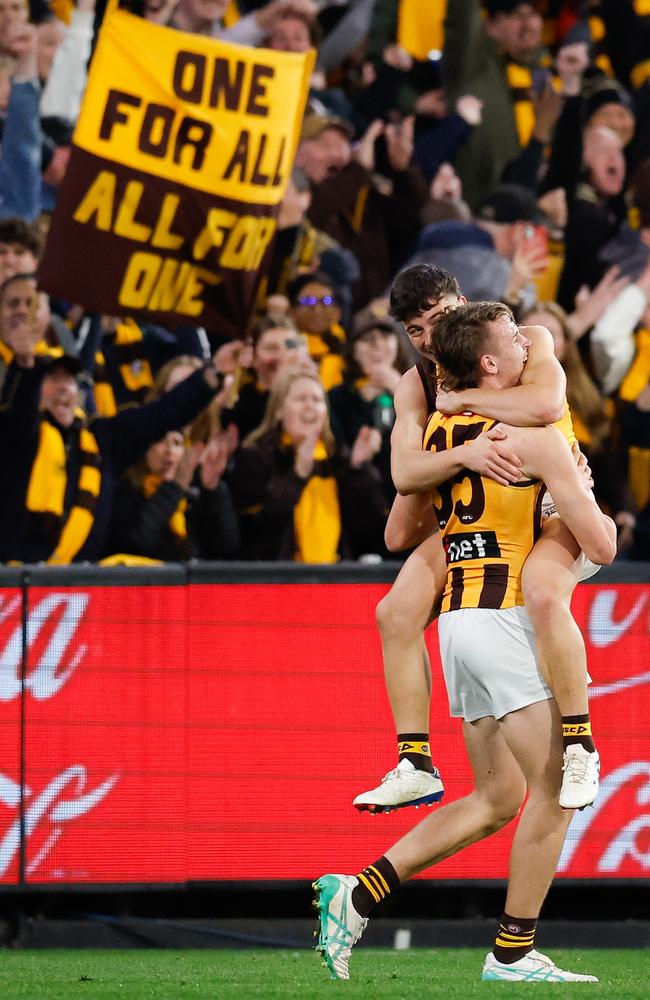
[389,264,461,324]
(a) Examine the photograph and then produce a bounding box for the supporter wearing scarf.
[25,412,102,564]
[289,274,347,391]
[141,472,189,542]
[231,370,387,562]
[282,433,341,563]
[94,318,153,417]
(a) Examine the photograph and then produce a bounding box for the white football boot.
[313,874,368,980]
[482,949,598,982]
[353,759,444,813]
[559,744,600,810]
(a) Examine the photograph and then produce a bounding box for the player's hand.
[465,426,523,486]
[435,388,466,415]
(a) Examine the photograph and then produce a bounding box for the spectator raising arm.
[0,23,41,222]
[40,0,95,121]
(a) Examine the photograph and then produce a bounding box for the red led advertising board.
[0,581,648,884]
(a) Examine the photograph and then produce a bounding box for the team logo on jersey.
[444,531,501,563]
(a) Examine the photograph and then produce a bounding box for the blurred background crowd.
[1,0,650,565]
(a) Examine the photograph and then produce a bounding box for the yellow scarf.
[303,323,347,391]
[25,417,102,564]
[0,339,62,367]
[506,62,535,147]
[287,437,341,563]
[94,319,153,417]
[397,0,447,59]
[141,474,188,539]
[619,328,650,403]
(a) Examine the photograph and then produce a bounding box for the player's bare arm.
[508,423,616,564]
[436,326,566,425]
[391,367,523,495]
[384,491,438,552]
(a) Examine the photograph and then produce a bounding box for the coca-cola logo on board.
[0,767,119,877]
[0,591,120,879]
[0,593,89,701]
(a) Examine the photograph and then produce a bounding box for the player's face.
[404,294,463,358]
[483,316,531,386]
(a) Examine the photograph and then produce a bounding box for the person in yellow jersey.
[313,300,615,985]
[353,264,604,817]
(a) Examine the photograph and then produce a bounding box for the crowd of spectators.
[1,0,650,564]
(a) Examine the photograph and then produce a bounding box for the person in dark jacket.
[0,332,225,564]
[229,368,388,561]
[328,307,411,506]
[220,314,302,439]
[105,428,239,562]
[557,125,628,313]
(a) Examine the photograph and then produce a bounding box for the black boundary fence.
[0,562,649,949]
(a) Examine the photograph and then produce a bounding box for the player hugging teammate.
[313,269,616,984]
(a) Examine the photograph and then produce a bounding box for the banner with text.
[0,581,648,883]
[38,8,313,337]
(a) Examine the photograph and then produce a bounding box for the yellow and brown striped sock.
[398,732,434,773]
[493,913,537,964]
[351,856,400,917]
[562,714,596,753]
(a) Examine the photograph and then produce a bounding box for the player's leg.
[482,697,596,983]
[315,715,526,980]
[384,715,526,878]
[353,531,446,813]
[521,517,600,809]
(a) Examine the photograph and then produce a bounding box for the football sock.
[562,714,596,753]
[493,913,537,964]
[351,856,400,917]
[397,732,434,773]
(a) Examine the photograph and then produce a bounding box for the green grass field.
[0,949,649,999]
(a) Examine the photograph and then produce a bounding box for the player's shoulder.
[519,324,556,356]
[395,364,428,412]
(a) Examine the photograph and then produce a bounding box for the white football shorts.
[437,605,552,723]
[540,490,600,582]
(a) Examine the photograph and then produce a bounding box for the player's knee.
[479,783,526,832]
[522,577,566,623]
[376,591,413,638]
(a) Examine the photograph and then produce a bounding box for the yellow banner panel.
[73,8,314,205]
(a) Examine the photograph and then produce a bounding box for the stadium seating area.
[1,0,650,564]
